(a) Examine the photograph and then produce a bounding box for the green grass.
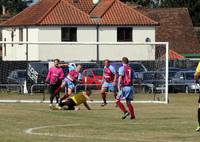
[0,93,199,142]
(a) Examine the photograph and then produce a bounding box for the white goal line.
[0,100,167,104]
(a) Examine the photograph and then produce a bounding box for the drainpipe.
[96,25,99,62]
[26,27,28,61]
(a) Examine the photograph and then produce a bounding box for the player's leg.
[109,83,117,107]
[125,86,135,119]
[48,84,57,110]
[60,80,74,102]
[116,89,129,119]
[60,88,71,102]
[101,81,108,106]
[54,80,66,95]
[60,98,75,110]
[126,100,135,119]
[121,86,135,119]
[196,96,200,132]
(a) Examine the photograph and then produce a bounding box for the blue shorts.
[102,81,116,92]
[64,78,75,89]
[117,86,134,101]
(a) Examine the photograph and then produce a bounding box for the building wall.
[2,27,39,61]
[37,26,97,61]
[98,26,155,60]
[2,26,156,61]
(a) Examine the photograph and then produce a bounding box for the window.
[19,28,23,42]
[61,27,77,42]
[117,27,132,42]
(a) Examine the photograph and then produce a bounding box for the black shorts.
[48,81,62,95]
[65,98,76,110]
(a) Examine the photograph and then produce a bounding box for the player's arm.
[82,91,93,101]
[113,68,117,85]
[45,69,51,84]
[83,102,91,110]
[118,67,124,90]
[118,75,122,91]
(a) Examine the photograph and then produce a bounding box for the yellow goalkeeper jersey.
[71,92,87,105]
[196,62,200,73]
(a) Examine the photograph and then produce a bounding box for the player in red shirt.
[116,57,135,119]
[100,59,117,106]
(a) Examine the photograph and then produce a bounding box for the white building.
[1,0,158,61]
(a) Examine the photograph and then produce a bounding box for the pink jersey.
[122,65,133,86]
[67,70,79,82]
[104,67,114,82]
[45,67,64,85]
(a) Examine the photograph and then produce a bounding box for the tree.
[0,0,27,16]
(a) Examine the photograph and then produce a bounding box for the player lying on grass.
[58,90,93,111]
[194,61,200,132]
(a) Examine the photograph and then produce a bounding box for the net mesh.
[0,42,170,103]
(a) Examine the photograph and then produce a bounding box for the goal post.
[0,41,169,104]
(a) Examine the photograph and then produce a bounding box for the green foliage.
[0,0,27,15]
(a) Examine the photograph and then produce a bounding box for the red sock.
[101,92,106,103]
[116,100,127,113]
[127,103,135,118]
[60,93,69,101]
[54,86,62,94]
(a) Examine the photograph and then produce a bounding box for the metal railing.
[30,84,47,94]
[0,84,23,93]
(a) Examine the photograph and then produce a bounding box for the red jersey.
[67,70,79,82]
[122,65,133,86]
[104,67,114,82]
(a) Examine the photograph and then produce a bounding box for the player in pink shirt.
[45,59,64,110]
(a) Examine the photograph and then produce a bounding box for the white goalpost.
[0,41,169,104]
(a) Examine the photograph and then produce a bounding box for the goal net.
[0,41,169,104]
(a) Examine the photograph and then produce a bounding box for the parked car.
[110,62,147,82]
[81,68,103,89]
[142,71,177,93]
[6,69,26,92]
[158,67,185,72]
[171,71,200,93]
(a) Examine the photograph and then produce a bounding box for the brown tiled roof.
[67,0,95,14]
[1,0,158,26]
[40,0,94,25]
[2,0,60,26]
[90,0,115,18]
[97,0,158,26]
[138,8,200,54]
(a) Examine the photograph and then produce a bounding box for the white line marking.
[24,122,191,142]
[0,100,166,104]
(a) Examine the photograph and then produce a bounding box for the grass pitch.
[0,93,199,142]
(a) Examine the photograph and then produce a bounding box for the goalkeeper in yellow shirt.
[59,90,93,111]
[194,62,200,132]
